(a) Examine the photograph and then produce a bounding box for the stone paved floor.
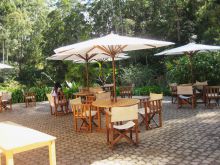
[0,97,220,165]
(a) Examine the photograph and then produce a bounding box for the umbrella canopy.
[155,43,220,82]
[0,63,13,69]
[54,33,174,101]
[155,43,220,56]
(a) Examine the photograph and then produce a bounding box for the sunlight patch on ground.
[196,111,218,119]
[162,100,172,104]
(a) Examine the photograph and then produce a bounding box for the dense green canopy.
[0,0,220,87]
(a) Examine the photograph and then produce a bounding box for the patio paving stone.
[0,97,220,165]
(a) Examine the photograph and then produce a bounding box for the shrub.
[133,86,170,96]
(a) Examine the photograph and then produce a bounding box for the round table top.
[92,98,140,108]
[132,96,149,100]
[73,91,94,97]
[102,84,114,87]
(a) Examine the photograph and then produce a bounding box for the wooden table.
[73,91,94,98]
[102,84,114,92]
[0,121,56,165]
[132,96,150,108]
[92,98,140,131]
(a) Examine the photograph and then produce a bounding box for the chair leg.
[145,113,149,130]
[74,118,78,132]
[159,112,162,127]
[135,120,139,145]
[9,100,12,110]
[106,127,110,144]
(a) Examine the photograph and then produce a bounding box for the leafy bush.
[165,52,220,85]
[119,64,154,87]
[133,86,170,96]
[28,86,52,102]
[116,85,170,96]
[11,89,24,103]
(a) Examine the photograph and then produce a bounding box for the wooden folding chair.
[1,92,12,111]
[24,92,36,107]
[119,86,133,98]
[138,93,163,129]
[106,104,139,149]
[169,83,177,103]
[46,93,68,116]
[177,86,195,109]
[71,103,97,132]
[204,86,220,107]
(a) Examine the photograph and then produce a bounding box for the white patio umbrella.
[155,43,220,82]
[54,33,174,101]
[0,63,13,69]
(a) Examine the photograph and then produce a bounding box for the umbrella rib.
[76,54,86,60]
[62,54,76,60]
[96,45,112,56]
[144,44,157,48]
[116,45,127,53]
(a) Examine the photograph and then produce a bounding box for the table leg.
[97,107,101,131]
[5,152,14,165]
[49,141,56,165]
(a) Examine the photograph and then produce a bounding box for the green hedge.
[116,85,170,96]
[5,85,171,104]
[3,86,78,104]
[134,86,170,96]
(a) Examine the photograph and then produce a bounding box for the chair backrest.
[79,87,89,92]
[177,86,193,95]
[72,103,90,118]
[85,95,95,104]
[150,93,163,100]
[111,104,138,122]
[89,87,103,93]
[205,86,220,98]
[57,92,67,104]
[179,83,192,86]
[95,92,111,100]
[46,94,55,107]
[194,80,208,90]
[69,98,81,105]
[119,86,132,98]
[169,83,177,93]
[1,92,12,100]
[145,99,162,114]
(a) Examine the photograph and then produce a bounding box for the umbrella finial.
[189,35,197,43]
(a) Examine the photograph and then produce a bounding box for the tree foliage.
[0,0,220,88]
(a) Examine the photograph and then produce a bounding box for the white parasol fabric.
[54,33,174,101]
[54,33,174,56]
[155,43,220,56]
[0,63,13,69]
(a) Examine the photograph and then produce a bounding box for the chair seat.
[113,121,135,130]
[25,96,35,99]
[2,99,10,102]
[84,110,97,117]
[179,95,191,99]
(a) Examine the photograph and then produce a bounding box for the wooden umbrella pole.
[112,56,117,102]
[188,53,194,83]
[86,60,89,88]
